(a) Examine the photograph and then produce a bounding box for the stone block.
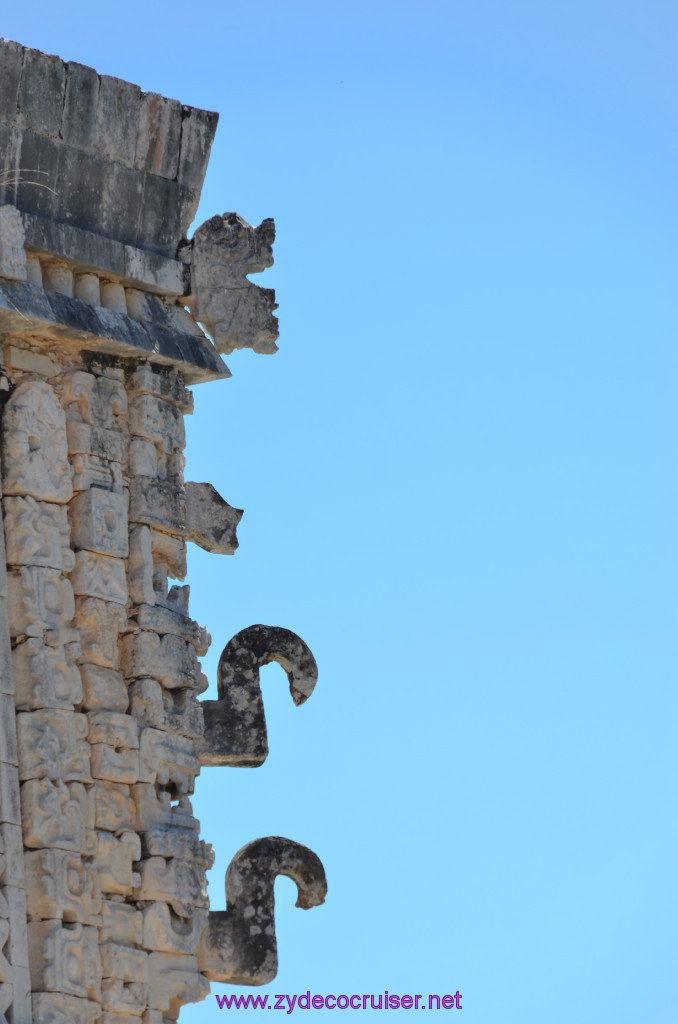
[100,945,148,1014]
[101,900,142,947]
[2,344,55,375]
[0,823,25,886]
[31,992,101,1024]
[128,394,185,453]
[131,785,198,833]
[24,849,101,924]
[141,828,213,868]
[128,438,158,478]
[100,161,144,246]
[142,904,208,956]
[0,40,22,127]
[0,207,27,281]
[14,129,60,220]
[130,603,209,656]
[0,696,17,766]
[28,921,101,1001]
[128,679,204,740]
[130,364,193,412]
[71,453,124,493]
[2,884,29,968]
[1,380,72,503]
[96,831,141,895]
[3,497,72,571]
[21,779,95,854]
[63,370,127,430]
[7,567,75,637]
[151,530,186,581]
[55,144,108,234]
[135,93,181,178]
[147,952,209,1014]
[177,106,218,193]
[66,421,127,464]
[88,712,139,784]
[80,664,128,713]
[93,781,137,835]
[61,61,100,150]
[137,174,181,255]
[129,478,185,535]
[12,640,82,710]
[137,729,198,794]
[18,48,65,137]
[0,763,21,826]
[75,598,127,670]
[71,551,127,605]
[17,709,90,783]
[70,489,129,557]
[121,633,198,690]
[94,75,141,166]
[128,526,155,606]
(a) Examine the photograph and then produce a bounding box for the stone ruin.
[0,38,326,1024]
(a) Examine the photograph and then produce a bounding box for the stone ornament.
[1,380,72,504]
[0,205,27,281]
[187,213,279,354]
[185,481,242,555]
[199,625,318,767]
[199,837,326,985]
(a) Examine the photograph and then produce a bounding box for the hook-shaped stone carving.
[198,837,326,985]
[198,625,317,767]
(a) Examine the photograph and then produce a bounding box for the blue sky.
[4,2,677,1021]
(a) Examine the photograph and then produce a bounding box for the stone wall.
[0,39,325,1024]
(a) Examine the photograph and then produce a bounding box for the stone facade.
[0,38,325,1024]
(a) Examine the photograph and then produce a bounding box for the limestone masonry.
[0,38,326,1024]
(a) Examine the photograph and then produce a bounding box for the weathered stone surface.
[129,364,193,412]
[28,920,101,1000]
[142,904,208,956]
[121,632,199,691]
[70,453,124,493]
[62,61,100,150]
[147,952,209,1014]
[88,712,140,785]
[21,778,95,854]
[63,370,127,430]
[0,205,26,280]
[129,603,210,656]
[129,478,185,535]
[13,640,82,710]
[31,992,101,1024]
[80,665,128,713]
[150,529,187,581]
[93,75,141,165]
[7,567,75,637]
[137,729,198,794]
[18,48,66,138]
[128,394,184,452]
[100,944,148,1014]
[71,551,127,605]
[66,421,127,464]
[128,679,204,740]
[135,94,181,178]
[96,830,141,895]
[2,497,73,571]
[2,343,56,376]
[70,488,129,557]
[24,849,102,923]
[131,784,198,833]
[100,901,142,947]
[93,781,137,835]
[1,380,72,502]
[17,709,90,783]
[75,598,127,670]
[134,857,208,917]
[199,625,318,767]
[199,838,326,985]
[187,213,279,354]
[185,482,242,555]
